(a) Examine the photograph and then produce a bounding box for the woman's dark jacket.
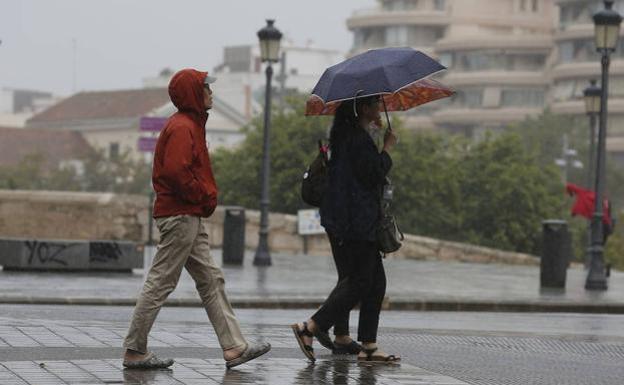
[320,126,392,241]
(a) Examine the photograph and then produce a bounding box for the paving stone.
[0,358,468,385]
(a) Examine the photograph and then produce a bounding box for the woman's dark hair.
[329,95,379,152]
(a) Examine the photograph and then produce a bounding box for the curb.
[1,296,624,314]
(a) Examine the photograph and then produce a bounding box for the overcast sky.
[1,0,375,96]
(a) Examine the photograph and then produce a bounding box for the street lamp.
[583,79,601,189]
[586,0,622,290]
[253,19,282,267]
[583,79,602,268]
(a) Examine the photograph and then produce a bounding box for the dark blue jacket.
[320,126,392,241]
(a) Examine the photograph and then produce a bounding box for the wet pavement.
[1,251,623,311]
[0,358,468,385]
[0,306,623,384]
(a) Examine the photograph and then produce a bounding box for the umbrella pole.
[382,97,392,132]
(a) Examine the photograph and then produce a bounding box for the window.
[385,26,409,45]
[558,39,602,64]
[452,89,483,108]
[109,142,119,160]
[439,53,453,68]
[433,0,445,11]
[558,42,574,62]
[501,88,545,107]
[519,0,527,11]
[553,80,580,102]
[383,0,418,11]
[531,0,538,12]
[353,28,383,49]
[559,1,606,28]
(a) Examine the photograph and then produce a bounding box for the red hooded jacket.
[152,69,218,218]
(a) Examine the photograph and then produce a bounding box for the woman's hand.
[383,129,398,152]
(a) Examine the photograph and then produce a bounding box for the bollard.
[223,207,246,265]
[541,220,572,288]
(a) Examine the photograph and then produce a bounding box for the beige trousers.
[123,215,246,353]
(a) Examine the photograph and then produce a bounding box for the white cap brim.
[204,75,217,84]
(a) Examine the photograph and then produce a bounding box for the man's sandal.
[357,347,401,363]
[122,352,174,369]
[225,342,271,369]
[290,322,316,362]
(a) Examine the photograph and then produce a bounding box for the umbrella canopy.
[305,47,454,115]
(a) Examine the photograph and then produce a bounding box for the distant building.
[346,0,624,164]
[0,88,62,128]
[26,88,247,158]
[0,126,92,171]
[347,0,555,136]
[144,44,344,121]
[551,0,624,165]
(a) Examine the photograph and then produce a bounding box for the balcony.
[442,71,548,88]
[550,98,624,115]
[432,107,542,126]
[436,35,552,52]
[554,24,593,41]
[550,60,624,81]
[347,9,450,29]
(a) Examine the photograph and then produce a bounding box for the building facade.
[144,44,343,122]
[347,0,624,161]
[551,0,624,165]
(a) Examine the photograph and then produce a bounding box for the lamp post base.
[585,279,608,290]
[253,235,272,266]
[253,251,272,266]
[585,263,608,289]
[585,245,608,291]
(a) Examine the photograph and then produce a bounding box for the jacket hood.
[168,68,209,124]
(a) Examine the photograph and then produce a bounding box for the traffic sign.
[297,209,324,235]
[140,116,167,132]
[138,137,158,153]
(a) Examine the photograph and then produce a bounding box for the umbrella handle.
[381,97,392,132]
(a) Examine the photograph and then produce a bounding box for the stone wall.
[0,190,538,265]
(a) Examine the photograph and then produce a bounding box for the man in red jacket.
[566,183,615,243]
[122,69,270,369]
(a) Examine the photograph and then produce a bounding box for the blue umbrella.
[306,47,453,115]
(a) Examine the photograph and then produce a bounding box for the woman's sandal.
[332,340,363,355]
[290,322,316,362]
[357,347,401,363]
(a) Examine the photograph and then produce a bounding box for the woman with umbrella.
[291,48,453,363]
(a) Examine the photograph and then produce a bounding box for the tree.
[389,131,465,240]
[510,110,624,260]
[457,133,565,254]
[213,95,569,255]
[0,149,151,195]
[212,94,331,213]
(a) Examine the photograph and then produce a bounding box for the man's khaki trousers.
[124,215,246,353]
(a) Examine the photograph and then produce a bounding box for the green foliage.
[456,133,565,253]
[509,110,624,261]
[213,95,569,255]
[606,211,624,270]
[2,98,621,260]
[0,149,151,195]
[391,131,565,254]
[390,131,464,240]
[212,94,331,213]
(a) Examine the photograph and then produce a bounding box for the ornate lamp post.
[586,1,622,290]
[253,20,282,267]
[583,80,601,189]
[583,80,602,268]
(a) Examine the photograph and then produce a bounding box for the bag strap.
[318,139,328,163]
